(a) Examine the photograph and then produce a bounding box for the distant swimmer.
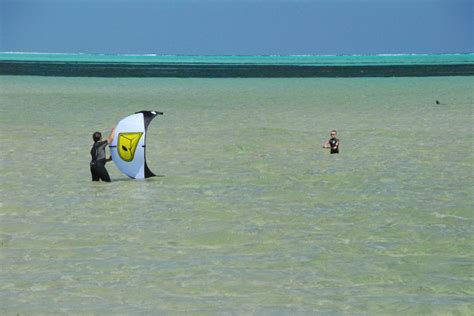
[90,128,115,182]
[436,100,440,104]
[323,130,339,154]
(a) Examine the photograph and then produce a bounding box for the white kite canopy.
[110,111,163,179]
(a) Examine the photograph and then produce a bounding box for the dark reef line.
[1,61,473,77]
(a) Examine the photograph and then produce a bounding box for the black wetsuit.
[329,137,339,154]
[90,140,111,182]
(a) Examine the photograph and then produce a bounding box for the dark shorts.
[90,160,111,182]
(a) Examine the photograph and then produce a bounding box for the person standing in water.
[323,130,339,154]
[90,128,115,182]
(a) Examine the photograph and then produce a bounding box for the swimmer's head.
[92,131,102,142]
[330,130,337,137]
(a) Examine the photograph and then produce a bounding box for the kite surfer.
[90,128,115,182]
[323,130,339,154]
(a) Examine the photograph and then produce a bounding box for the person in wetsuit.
[90,128,115,182]
[323,130,339,154]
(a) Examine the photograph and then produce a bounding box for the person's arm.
[105,127,115,163]
[323,140,330,148]
[107,127,115,144]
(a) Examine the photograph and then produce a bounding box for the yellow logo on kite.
[118,132,143,162]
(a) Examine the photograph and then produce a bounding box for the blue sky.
[1,0,472,55]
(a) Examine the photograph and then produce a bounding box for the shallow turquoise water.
[2,52,474,65]
[1,76,473,314]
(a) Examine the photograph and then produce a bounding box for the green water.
[1,76,473,314]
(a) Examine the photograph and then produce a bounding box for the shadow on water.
[110,175,165,182]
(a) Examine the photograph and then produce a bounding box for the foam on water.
[2,52,474,65]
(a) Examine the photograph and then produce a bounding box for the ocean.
[0,53,473,314]
[1,53,474,77]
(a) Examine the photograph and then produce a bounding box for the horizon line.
[1,51,474,58]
